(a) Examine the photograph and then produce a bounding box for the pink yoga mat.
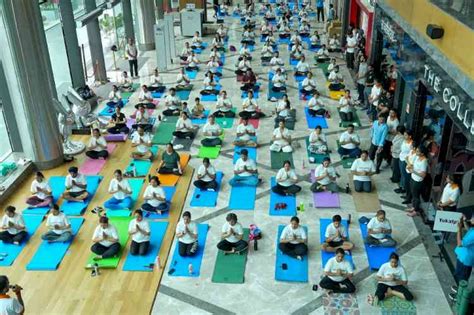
[248,118,260,129]
[310,170,340,208]
[79,144,117,175]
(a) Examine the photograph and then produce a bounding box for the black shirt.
[112,113,126,128]
[366,70,375,87]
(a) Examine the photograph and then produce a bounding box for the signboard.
[380,18,397,43]
[433,211,463,233]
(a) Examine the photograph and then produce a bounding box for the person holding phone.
[0,275,24,315]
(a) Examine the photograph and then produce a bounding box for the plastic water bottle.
[132,163,137,177]
[299,201,305,212]
[188,263,194,275]
[155,256,161,269]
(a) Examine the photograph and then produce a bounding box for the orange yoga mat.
[158,153,191,186]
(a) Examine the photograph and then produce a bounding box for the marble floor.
[93,10,455,315]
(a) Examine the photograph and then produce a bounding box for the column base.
[138,42,156,51]
[34,155,65,170]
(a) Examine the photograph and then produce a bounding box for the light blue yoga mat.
[190,172,223,207]
[304,107,328,129]
[152,91,165,98]
[269,177,296,216]
[105,178,144,214]
[319,219,354,269]
[201,94,217,102]
[168,224,209,277]
[176,90,191,101]
[122,221,169,271]
[26,217,84,271]
[275,225,308,282]
[360,222,396,270]
[233,147,257,163]
[190,110,210,124]
[125,146,159,177]
[229,184,256,210]
[142,186,176,219]
[61,176,103,216]
[0,215,44,266]
[185,70,198,79]
[267,85,285,100]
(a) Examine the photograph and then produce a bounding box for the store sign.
[424,64,474,136]
[380,18,397,43]
[433,211,463,233]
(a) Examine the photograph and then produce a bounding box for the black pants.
[383,140,393,165]
[278,242,308,258]
[217,239,248,252]
[91,242,121,258]
[132,123,153,133]
[240,83,257,91]
[375,283,414,301]
[148,85,166,93]
[130,240,149,256]
[158,166,181,175]
[410,179,424,211]
[357,83,365,103]
[369,143,383,172]
[85,150,109,159]
[317,7,325,22]
[201,138,222,147]
[173,130,195,139]
[0,231,27,244]
[239,111,264,119]
[346,52,355,69]
[107,125,130,134]
[319,276,356,293]
[194,179,218,190]
[179,241,198,256]
[272,86,286,92]
[340,111,354,122]
[391,157,401,183]
[162,109,180,116]
[129,59,138,77]
[134,102,156,110]
[200,89,219,95]
[272,184,301,196]
[329,83,345,91]
[308,108,326,116]
[214,110,235,118]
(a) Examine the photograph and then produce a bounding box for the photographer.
[0,275,24,314]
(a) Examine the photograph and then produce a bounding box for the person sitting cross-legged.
[41,204,72,243]
[229,149,260,187]
[279,216,308,260]
[128,209,151,256]
[176,211,198,256]
[163,88,182,116]
[308,126,328,155]
[319,248,356,293]
[107,85,123,108]
[86,128,109,160]
[141,176,169,214]
[173,112,196,139]
[62,167,88,202]
[270,121,292,153]
[193,158,218,191]
[365,210,397,247]
[0,206,27,245]
[217,213,248,254]
[272,160,301,196]
[104,170,132,210]
[157,143,183,175]
[91,216,120,260]
[214,90,235,118]
[107,106,130,134]
[233,117,257,147]
[322,215,354,252]
[201,115,223,147]
[131,126,153,161]
[311,157,339,193]
[26,171,53,208]
[132,104,153,132]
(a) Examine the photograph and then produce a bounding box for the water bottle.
[299,201,305,212]
[155,256,161,269]
[188,263,194,275]
[132,163,137,177]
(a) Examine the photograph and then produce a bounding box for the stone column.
[122,0,135,41]
[84,0,107,82]
[136,0,156,51]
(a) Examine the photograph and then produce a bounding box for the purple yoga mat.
[310,170,340,208]
[79,144,117,175]
[104,133,127,142]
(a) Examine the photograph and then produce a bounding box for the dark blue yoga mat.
[61,176,103,216]
[275,225,308,282]
[304,107,328,128]
[233,147,257,163]
[168,224,209,277]
[319,219,355,269]
[360,222,395,270]
[0,215,44,266]
[142,186,176,219]
[26,217,84,271]
[122,221,169,271]
[190,172,223,207]
[269,177,296,216]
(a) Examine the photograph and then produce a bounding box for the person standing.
[356,55,368,104]
[390,126,405,184]
[437,175,461,212]
[450,215,474,300]
[0,276,24,315]
[369,115,388,173]
[126,38,138,78]
[345,32,357,70]
[316,0,325,23]
[405,147,428,217]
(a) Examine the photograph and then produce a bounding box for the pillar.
[122,0,135,41]
[59,0,86,89]
[0,0,63,169]
[84,0,107,82]
[136,0,156,51]
[340,0,350,46]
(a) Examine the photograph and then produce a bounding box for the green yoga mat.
[161,116,179,123]
[305,137,329,164]
[339,112,361,128]
[216,108,236,129]
[380,297,416,315]
[336,140,356,169]
[85,217,131,269]
[212,229,249,284]
[152,122,175,145]
[316,62,330,76]
[270,150,294,170]
[197,133,224,159]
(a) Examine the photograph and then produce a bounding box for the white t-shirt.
[280,225,307,245]
[236,123,255,141]
[203,123,222,139]
[234,158,257,177]
[143,185,166,207]
[308,97,324,110]
[324,257,353,282]
[0,297,23,315]
[222,222,244,243]
[272,73,285,87]
[399,140,413,162]
[46,212,71,235]
[128,218,151,243]
[108,178,131,200]
[317,48,329,57]
[150,74,163,85]
[314,164,336,185]
[176,220,198,244]
[370,85,382,106]
[328,71,342,82]
[132,133,151,153]
[197,165,216,182]
[441,184,460,205]
[377,262,408,286]
[176,73,189,85]
[175,118,194,133]
[346,36,357,53]
[88,136,107,152]
[351,158,376,182]
[411,156,428,182]
[309,132,327,146]
[135,110,149,124]
[339,97,352,113]
[108,90,122,102]
[296,61,309,73]
[386,117,400,141]
[165,95,180,109]
[139,90,153,101]
[1,213,25,235]
[367,217,392,239]
[65,174,87,193]
[30,179,51,200]
[273,128,291,146]
[302,78,316,91]
[93,224,119,247]
[276,168,297,187]
[325,222,347,243]
[339,132,360,150]
[216,97,232,111]
[242,98,257,112]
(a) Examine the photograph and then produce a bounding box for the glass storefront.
[40,0,86,29]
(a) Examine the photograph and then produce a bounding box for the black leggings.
[179,241,198,256]
[271,184,301,196]
[375,283,414,301]
[279,242,308,258]
[158,166,181,175]
[308,108,326,116]
[213,110,235,118]
[217,239,248,252]
[107,125,130,134]
[173,131,195,139]
[0,231,27,244]
[194,179,218,190]
[85,150,109,159]
[239,111,264,119]
[319,276,356,293]
[130,240,149,256]
[340,111,354,122]
[91,243,120,258]
[162,109,180,116]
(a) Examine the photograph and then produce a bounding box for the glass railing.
[430,0,474,29]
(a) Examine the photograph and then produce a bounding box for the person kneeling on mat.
[131,126,153,161]
[229,149,260,187]
[351,150,376,193]
[105,170,132,210]
[128,209,151,256]
[194,158,218,191]
[233,117,257,147]
[86,128,109,160]
[365,210,397,247]
[311,158,339,193]
[0,206,27,245]
[26,171,53,208]
[279,216,308,260]
[201,115,223,147]
[322,215,354,252]
[367,252,413,306]
[141,176,169,214]
[270,121,292,153]
[62,167,88,202]
[176,211,198,256]
[41,204,72,243]
[91,216,120,260]
[273,160,301,196]
[320,248,356,293]
[157,144,183,175]
[217,213,248,255]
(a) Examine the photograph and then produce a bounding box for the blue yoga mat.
[61,176,103,216]
[142,186,176,219]
[268,85,285,100]
[168,224,209,277]
[122,221,169,271]
[105,178,144,213]
[304,107,328,129]
[152,91,165,99]
[125,146,159,177]
[229,185,256,210]
[26,217,84,271]
[99,106,115,117]
[269,177,296,216]
[201,94,217,102]
[275,225,308,282]
[176,90,191,101]
[190,172,223,207]
[233,147,257,163]
[360,222,395,270]
[0,215,44,266]
[319,219,355,269]
[241,90,260,99]
[191,110,209,124]
[290,58,298,66]
[185,70,198,79]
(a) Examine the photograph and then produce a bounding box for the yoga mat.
[360,222,395,270]
[157,153,190,186]
[215,108,236,129]
[190,172,223,207]
[190,110,210,124]
[142,186,176,219]
[270,150,294,170]
[79,144,117,175]
[349,175,381,213]
[316,62,330,76]
[329,90,346,100]
[122,221,169,271]
[305,137,329,164]
[197,145,221,159]
[228,185,256,210]
[339,111,361,128]
[152,91,165,99]
[241,90,260,99]
[319,219,354,269]
[294,75,305,82]
[185,70,198,79]
[105,178,144,214]
[26,218,84,270]
[211,228,249,283]
[125,146,159,177]
[162,115,179,123]
[289,58,298,66]
[336,140,356,169]
[0,215,44,266]
[304,107,328,129]
[99,106,116,117]
[172,137,194,151]
[267,86,286,100]
[275,225,308,282]
[248,118,259,129]
[200,94,217,102]
[310,169,340,208]
[233,147,257,163]
[61,175,103,216]
[176,90,191,101]
[152,122,175,145]
[168,224,209,277]
[22,176,66,216]
[85,217,131,269]
[269,177,296,216]
[380,297,416,314]
[104,133,127,142]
